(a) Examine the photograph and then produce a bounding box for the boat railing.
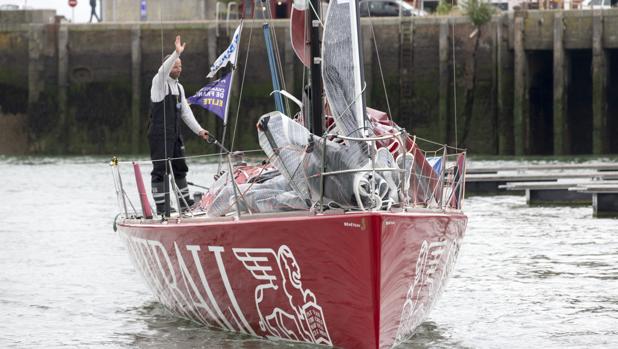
[110,133,466,220]
[322,131,467,211]
[110,151,242,220]
[409,143,466,211]
[110,156,138,219]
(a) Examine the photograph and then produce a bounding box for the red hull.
[117,211,466,348]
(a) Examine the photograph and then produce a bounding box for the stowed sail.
[257,111,398,210]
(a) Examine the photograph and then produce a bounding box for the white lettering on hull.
[175,243,229,329]
[184,244,234,331]
[122,235,331,346]
[147,239,196,320]
[209,246,256,335]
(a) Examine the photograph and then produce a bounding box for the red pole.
[133,162,153,219]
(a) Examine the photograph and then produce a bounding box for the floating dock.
[466,163,618,217]
[571,183,618,218]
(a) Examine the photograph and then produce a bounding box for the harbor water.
[0,157,617,348]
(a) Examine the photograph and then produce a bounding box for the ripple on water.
[1,158,618,348]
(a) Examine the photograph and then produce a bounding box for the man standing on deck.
[149,35,209,215]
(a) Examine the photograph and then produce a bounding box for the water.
[1,156,617,348]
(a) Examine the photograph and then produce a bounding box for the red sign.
[68,0,77,7]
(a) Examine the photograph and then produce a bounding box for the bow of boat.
[116,209,466,348]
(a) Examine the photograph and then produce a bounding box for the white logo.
[234,246,333,345]
[394,239,460,345]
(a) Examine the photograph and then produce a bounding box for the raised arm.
[150,36,186,102]
[159,36,185,76]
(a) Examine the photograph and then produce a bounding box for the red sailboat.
[112,1,467,348]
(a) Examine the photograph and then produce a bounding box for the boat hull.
[117,211,466,348]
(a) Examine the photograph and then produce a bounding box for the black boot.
[152,180,175,216]
[175,177,194,212]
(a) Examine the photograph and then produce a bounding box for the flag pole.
[217,21,243,173]
[217,68,235,172]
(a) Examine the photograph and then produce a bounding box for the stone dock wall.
[1,10,617,155]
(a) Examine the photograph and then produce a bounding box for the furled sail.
[322,0,367,140]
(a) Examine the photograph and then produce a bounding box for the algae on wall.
[67,80,132,154]
[2,11,617,156]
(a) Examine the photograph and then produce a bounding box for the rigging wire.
[158,3,168,168]
[451,18,458,149]
[367,11,393,118]
[337,82,368,136]
[157,1,172,216]
[415,134,466,151]
[115,148,268,165]
[307,0,324,27]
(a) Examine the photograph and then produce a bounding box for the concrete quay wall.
[0,10,617,155]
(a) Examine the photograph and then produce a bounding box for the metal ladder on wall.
[215,1,239,37]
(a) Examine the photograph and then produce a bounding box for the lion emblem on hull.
[233,245,332,345]
[394,239,460,345]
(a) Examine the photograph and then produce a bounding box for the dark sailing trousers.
[149,135,188,182]
[148,135,193,213]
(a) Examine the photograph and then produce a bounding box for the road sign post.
[69,0,77,22]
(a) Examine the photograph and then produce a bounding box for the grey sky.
[0,0,95,22]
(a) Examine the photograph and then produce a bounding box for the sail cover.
[258,111,399,209]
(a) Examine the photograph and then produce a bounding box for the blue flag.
[187,73,232,122]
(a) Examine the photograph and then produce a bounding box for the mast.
[261,0,286,114]
[264,23,285,114]
[309,0,323,135]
